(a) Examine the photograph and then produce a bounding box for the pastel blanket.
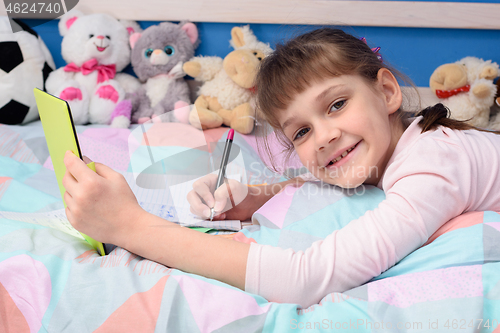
[1,122,500,332]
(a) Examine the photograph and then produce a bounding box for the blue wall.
[28,19,500,87]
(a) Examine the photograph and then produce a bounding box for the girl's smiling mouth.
[324,141,360,168]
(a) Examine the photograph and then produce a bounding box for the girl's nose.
[315,126,340,152]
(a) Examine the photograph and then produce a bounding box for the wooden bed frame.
[1,0,500,30]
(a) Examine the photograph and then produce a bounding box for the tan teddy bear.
[429,56,499,129]
[183,26,272,134]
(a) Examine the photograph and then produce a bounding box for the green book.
[33,88,106,256]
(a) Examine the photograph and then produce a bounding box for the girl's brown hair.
[415,103,500,134]
[254,27,499,174]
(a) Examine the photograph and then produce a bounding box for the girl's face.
[278,69,403,188]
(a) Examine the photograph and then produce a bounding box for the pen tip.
[227,129,234,141]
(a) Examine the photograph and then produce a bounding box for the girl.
[63,28,500,309]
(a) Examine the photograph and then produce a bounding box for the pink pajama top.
[245,116,500,308]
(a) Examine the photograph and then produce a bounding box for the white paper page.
[123,172,242,231]
[0,209,85,240]
[124,142,248,230]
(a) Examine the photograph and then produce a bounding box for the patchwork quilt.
[1,122,500,332]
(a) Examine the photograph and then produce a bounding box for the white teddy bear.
[45,10,141,127]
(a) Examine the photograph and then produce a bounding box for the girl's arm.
[123,211,250,290]
[62,151,303,290]
[63,151,249,288]
[245,131,480,308]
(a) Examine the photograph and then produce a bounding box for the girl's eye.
[164,46,175,56]
[330,100,345,113]
[145,48,153,58]
[293,128,309,141]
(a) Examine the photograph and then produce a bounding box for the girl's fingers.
[63,191,77,226]
[82,155,93,164]
[187,190,212,218]
[64,151,97,182]
[213,179,248,213]
[94,162,120,180]
[62,169,78,196]
[65,206,73,224]
[188,204,225,220]
[212,212,226,220]
[63,190,73,208]
[192,175,217,208]
[213,184,232,213]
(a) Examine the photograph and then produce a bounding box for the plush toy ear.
[480,64,499,80]
[181,22,198,45]
[119,20,143,36]
[231,27,246,48]
[58,10,84,36]
[129,32,142,49]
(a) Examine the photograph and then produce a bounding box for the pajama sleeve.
[245,131,474,308]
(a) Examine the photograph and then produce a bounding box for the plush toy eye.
[145,48,154,58]
[253,51,263,61]
[89,34,94,39]
[105,35,111,40]
[164,46,175,56]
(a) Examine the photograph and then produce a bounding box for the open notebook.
[0,171,243,241]
[126,172,242,231]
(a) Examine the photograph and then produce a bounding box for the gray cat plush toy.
[128,22,198,124]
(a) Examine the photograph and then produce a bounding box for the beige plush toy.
[429,56,499,129]
[183,26,272,134]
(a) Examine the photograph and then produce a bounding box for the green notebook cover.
[33,88,106,256]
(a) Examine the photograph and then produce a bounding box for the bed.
[1,1,500,332]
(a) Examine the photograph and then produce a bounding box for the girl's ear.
[377,68,402,115]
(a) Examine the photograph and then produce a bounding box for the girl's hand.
[187,174,259,221]
[62,151,143,246]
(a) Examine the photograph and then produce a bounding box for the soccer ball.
[0,17,55,124]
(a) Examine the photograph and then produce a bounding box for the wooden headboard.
[2,0,499,93]
[1,0,500,29]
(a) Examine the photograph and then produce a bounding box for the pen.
[210,129,234,221]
